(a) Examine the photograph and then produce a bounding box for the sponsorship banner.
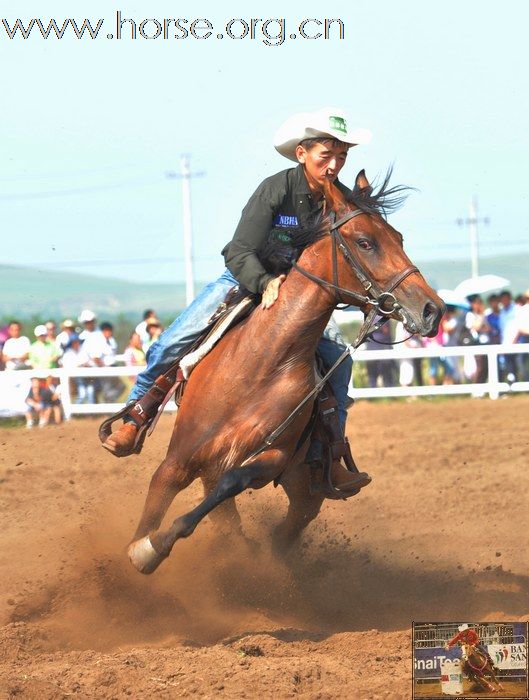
[414,647,460,679]
[487,643,527,670]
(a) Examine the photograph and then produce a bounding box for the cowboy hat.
[458,623,469,632]
[273,107,372,162]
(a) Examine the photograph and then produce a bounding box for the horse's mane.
[260,167,413,275]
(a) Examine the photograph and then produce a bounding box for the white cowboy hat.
[34,324,47,337]
[273,107,372,162]
[458,623,469,632]
[78,309,96,323]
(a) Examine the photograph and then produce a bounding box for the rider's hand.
[261,274,286,309]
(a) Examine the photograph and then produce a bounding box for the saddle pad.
[180,296,255,380]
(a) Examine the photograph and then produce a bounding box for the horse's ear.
[353,169,373,199]
[323,177,347,213]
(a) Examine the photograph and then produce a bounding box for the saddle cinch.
[98,286,364,497]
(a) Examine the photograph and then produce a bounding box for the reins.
[241,207,419,466]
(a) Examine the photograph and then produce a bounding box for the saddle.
[98,286,255,454]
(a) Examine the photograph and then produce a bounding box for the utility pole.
[456,198,489,279]
[166,155,205,304]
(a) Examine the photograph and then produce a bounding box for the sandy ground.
[1,396,529,699]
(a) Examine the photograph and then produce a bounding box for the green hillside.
[1,252,527,322]
[0,265,190,320]
[416,254,529,295]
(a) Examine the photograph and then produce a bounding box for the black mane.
[259,167,412,275]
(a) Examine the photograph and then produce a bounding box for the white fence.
[1,344,528,419]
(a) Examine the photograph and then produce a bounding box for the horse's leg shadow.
[272,460,324,557]
[127,455,193,574]
[132,450,286,575]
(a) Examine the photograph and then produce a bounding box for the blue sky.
[1,0,528,284]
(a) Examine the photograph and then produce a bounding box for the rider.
[103,107,372,493]
[445,624,495,668]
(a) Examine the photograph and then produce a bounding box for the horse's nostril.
[422,302,438,324]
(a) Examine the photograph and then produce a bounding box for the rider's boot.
[103,420,139,456]
[330,460,372,491]
[310,384,371,497]
[100,366,185,457]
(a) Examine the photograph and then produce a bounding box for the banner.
[487,643,527,670]
[414,647,460,679]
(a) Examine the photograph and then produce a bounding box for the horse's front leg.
[272,459,324,556]
[133,449,286,574]
[127,455,193,572]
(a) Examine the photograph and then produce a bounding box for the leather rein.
[241,207,420,466]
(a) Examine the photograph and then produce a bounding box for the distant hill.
[1,253,527,321]
[415,254,528,295]
[0,265,190,320]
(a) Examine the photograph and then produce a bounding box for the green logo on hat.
[329,116,347,134]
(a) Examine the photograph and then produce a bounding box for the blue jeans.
[128,269,353,433]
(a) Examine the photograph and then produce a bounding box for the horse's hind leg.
[272,461,324,556]
[132,451,285,574]
[127,455,193,572]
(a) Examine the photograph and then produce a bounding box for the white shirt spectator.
[60,346,90,369]
[3,336,31,369]
[516,304,529,336]
[499,303,518,344]
[82,331,117,366]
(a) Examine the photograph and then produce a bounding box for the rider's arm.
[223,174,286,295]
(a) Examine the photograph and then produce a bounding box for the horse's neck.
[259,242,346,361]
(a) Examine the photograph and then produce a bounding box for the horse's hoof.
[127,536,167,574]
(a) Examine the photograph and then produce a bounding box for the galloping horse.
[463,645,503,693]
[128,170,444,574]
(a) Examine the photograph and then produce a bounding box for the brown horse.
[127,171,444,574]
[463,645,503,693]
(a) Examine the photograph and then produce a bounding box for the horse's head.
[321,170,444,337]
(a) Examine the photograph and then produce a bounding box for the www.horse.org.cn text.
[1,14,346,46]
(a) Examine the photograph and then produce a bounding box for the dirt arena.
[1,396,529,699]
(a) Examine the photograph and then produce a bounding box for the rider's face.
[296,141,349,192]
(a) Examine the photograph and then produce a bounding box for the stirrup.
[309,445,372,500]
[98,405,152,457]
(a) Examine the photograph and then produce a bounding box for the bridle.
[240,207,421,465]
[292,208,420,347]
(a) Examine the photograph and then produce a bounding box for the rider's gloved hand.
[261,274,286,309]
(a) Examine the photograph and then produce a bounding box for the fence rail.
[1,344,528,418]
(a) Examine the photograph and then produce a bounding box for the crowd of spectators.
[366,289,529,388]
[2,289,529,408]
[0,309,164,418]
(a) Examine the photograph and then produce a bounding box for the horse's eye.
[357,238,373,250]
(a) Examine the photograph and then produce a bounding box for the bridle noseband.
[292,208,419,346]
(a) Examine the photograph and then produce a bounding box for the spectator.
[364,321,395,388]
[45,320,57,345]
[78,309,98,342]
[124,332,147,368]
[395,322,424,387]
[135,309,158,345]
[59,334,92,404]
[25,377,57,428]
[2,320,30,370]
[83,322,122,402]
[486,294,501,345]
[499,291,518,382]
[56,319,76,352]
[44,375,63,425]
[29,325,60,370]
[464,295,491,383]
[423,320,444,385]
[143,319,163,354]
[514,288,529,380]
[440,307,464,384]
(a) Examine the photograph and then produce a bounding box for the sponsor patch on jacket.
[273,213,299,228]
